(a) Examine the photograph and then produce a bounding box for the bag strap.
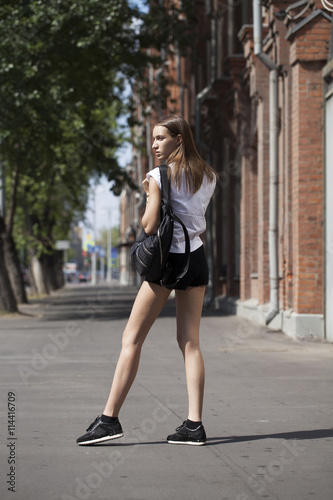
[159,164,170,203]
[158,165,190,285]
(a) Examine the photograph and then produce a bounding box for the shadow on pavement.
[23,285,232,323]
[207,428,333,444]
[77,428,333,448]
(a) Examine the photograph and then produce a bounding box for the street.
[0,284,332,500]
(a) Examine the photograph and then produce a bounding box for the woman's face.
[152,125,181,161]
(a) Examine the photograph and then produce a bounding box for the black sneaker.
[76,416,124,446]
[167,421,206,446]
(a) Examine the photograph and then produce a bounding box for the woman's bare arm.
[141,177,161,235]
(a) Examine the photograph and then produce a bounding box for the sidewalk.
[0,284,332,500]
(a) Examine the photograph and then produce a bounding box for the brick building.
[236,0,332,341]
[120,0,333,342]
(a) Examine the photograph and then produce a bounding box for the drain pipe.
[253,0,279,324]
[196,85,215,306]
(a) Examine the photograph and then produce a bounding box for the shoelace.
[86,416,101,432]
[175,422,187,432]
[175,421,202,433]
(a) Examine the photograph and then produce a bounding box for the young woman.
[76,115,216,446]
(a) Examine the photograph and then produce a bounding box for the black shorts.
[146,245,209,291]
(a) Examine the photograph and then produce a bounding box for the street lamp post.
[99,250,105,281]
[104,207,119,285]
[91,189,97,286]
[0,160,5,219]
[106,208,112,284]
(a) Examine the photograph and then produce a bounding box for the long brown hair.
[156,115,215,193]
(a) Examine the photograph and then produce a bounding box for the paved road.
[0,284,332,500]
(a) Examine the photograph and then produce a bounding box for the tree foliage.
[0,0,197,306]
[0,0,149,267]
[0,0,146,182]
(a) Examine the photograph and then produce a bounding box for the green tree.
[0,0,145,304]
[0,0,196,310]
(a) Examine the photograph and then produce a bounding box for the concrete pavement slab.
[0,284,332,500]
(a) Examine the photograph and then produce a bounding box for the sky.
[81,140,132,242]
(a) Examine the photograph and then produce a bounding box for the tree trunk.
[30,255,50,295]
[41,250,64,292]
[53,250,65,290]
[3,163,28,303]
[0,237,17,312]
[2,231,28,304]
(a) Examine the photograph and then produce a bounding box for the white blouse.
[146,166,216,253]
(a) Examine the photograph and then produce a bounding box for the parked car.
[78,272,88,282]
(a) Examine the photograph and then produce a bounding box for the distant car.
[78,272,88,282]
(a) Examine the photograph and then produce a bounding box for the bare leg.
[175,286,206,422]
[103,281,171,417]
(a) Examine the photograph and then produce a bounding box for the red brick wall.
[290,18,331,65]
[129,1,331,319]
[291,60,324,314]
[255,72,271,304]
[238,5,330,315]
[287,12,330,314]
[278,69,294,311]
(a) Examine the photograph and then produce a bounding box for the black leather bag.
[131,165,190,287]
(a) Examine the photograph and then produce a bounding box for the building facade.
[120,0,333,342]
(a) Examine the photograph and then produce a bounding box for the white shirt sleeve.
[146,167,161,190]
